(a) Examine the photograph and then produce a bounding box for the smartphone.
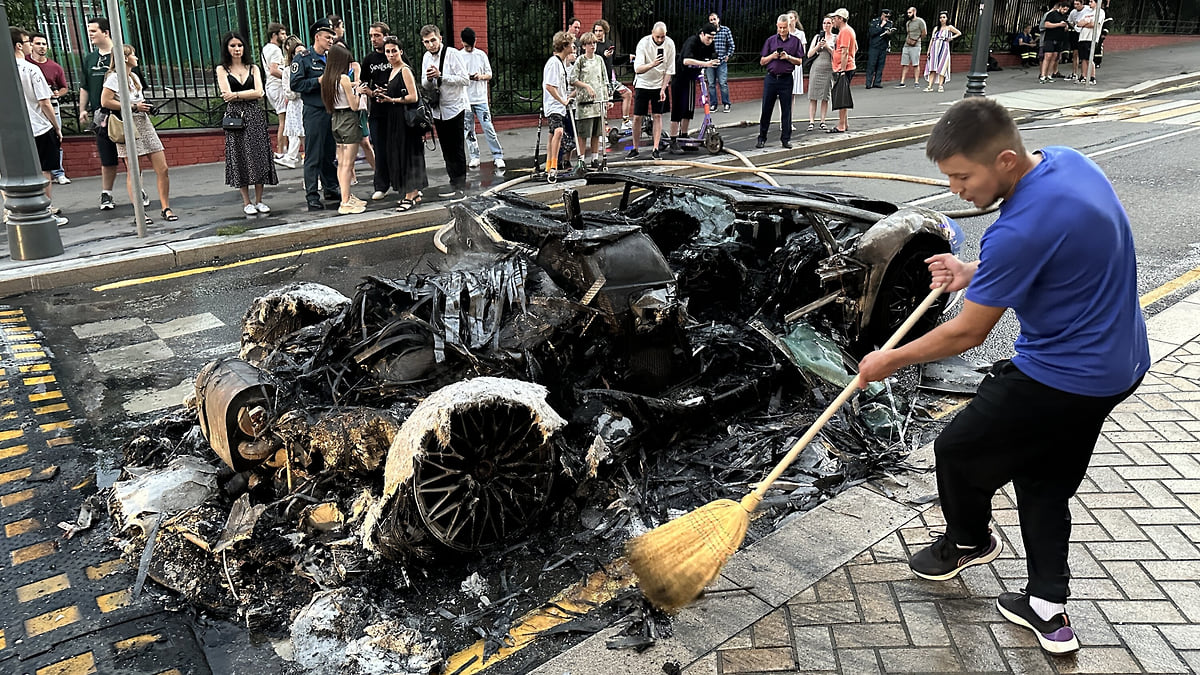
[656,47,664,59]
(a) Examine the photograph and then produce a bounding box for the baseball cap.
[700,23,717,35]
[310,18,335,39]
[829,8,850,19]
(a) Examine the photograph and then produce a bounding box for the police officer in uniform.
[290,19,340,210]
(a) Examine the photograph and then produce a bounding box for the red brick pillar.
[573,0,604,33]
[451,0,489,50]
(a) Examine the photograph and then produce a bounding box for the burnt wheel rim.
[412,402,554,551]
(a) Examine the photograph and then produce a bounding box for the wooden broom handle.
[750,285,948,502]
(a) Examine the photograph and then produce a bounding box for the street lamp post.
[964,0,996,97]
[0,0,65,260]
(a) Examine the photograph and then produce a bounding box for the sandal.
[161,208,179,222]
[819,122,828,131]
[136,215,152,226]
[807,122,815,131]
[396,199,416,212]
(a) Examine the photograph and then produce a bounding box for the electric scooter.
[670,74,724,154]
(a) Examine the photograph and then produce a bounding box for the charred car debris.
[108,171,965,670]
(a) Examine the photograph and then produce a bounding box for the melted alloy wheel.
[866,243,948,350]
[411,402,555,551]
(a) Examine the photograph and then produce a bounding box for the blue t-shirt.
[965,146,1149,397]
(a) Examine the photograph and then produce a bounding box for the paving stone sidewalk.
[706,298,1200,674]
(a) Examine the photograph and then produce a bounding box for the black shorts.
[1076,41,1093,59]
[633,87,669,116]
[95,115,119,167]
[669,77,696,122]
[34,130,61,173]
[1041,38,1059,53]
[548,112,565,133]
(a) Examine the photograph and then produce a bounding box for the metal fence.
[33,0,445,133]
[487,0,564,115]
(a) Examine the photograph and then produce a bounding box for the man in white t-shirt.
[629,22,675,160]
[459,27,505,172]
[11,27,67,226]
[1075,0,1104,84]
[541,31,577,182]
[261,22,289,161]
[420,24,471,199]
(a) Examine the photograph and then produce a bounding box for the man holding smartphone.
[629,22,675,160]
[756,14,804,149]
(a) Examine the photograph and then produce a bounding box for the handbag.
[421,45,449,110]
[107,111,137,144]
[402,82,434,135]
[222,109,245,131]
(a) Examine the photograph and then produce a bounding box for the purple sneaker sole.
[997,597,1080,654]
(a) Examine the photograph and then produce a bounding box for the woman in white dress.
[786,10,807,131]
[279,36,306,168]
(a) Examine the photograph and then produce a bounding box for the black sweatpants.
[369,113,390,193]
[935,360,1140,603]
[434,111,467,189]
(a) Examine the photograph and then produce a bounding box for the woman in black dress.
[376,37,427,210]
[216,32,278,215]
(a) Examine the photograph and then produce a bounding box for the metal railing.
[487,0,563,115]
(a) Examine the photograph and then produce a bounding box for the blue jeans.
[464,102,504,161]
[52,110,65,178]
[705,61,730,106]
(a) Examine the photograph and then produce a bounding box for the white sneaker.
[54,215,69,227]
[141,190,150,207]
[371,190,387,200]
[54,174,71,185]
[243,203,257,216]
[494,158,506,170]
[468,157,481,169]
[275,156,297,169]
[255,202,270,214]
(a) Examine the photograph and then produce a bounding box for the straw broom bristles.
[628,285,947,611]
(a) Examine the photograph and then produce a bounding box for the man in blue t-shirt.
[859,97,1148,657]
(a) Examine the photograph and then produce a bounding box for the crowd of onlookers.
[8,5,1114,226]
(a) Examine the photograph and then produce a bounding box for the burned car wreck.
[112,171,962,664]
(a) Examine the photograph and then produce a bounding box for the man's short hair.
[461,26,476,45]
[420,25,441,38]
[88,17,110,33]
[10,27,28,49]
[652,21,667,33]
[30,31,47,41]
[266,22,285,37]
[927,98,1026,164]
[326,14,342,28]
[552,31,573,53]
[777,14,791,24]
[369,22,390,35]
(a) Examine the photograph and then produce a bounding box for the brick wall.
[1103,34,1200,50]
[452,0,489,50]
[63,128,236,177]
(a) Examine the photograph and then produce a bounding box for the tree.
[4,0,37,30]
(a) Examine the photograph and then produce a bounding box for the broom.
[628,284,948,611]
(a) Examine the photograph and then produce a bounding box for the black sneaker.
[754,138,765,149]
[307,201,325,211]
[651,148,662,160]
[99,193,115,210]
[668,139,683,155]
[908,531,1002,581]
[997,592,1080,654]
[625,149,640,160]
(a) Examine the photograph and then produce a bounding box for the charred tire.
[704,130,723,154]
[608,128,621,146]
[411,401,555,551]
[863,242,948,352]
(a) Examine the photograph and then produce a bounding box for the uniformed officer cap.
[310,18,335,39]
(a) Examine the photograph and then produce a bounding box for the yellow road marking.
[12,540,57,565]
[6,517,39,537]
[156,670,183,675]
[20,363,51,373]
[96,589,133,612]
[14,351,47,359]
[1131,102,1200,124]
[36,652,97,675]
[0,429,23,442]
[40,420,74,432]
[0,444,28,460]
[0,467,33,485]
[11,343,44,351]
[29,391,63,403]
[0,317,25,324]
[443,559,636,674]
[34,402,69,415]
[23,375,56,385]
[115,633,162,651]
[0,628,5,650]
[17,574,72,603]
[0,309,22,317]
[25,605,81,637]
[1,488,34,507]
[1141,266,1200,308]
[47,437,74,447]
[92,224,443,291]
[86,559,128,580]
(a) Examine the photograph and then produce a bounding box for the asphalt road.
[5,84,1199,673]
